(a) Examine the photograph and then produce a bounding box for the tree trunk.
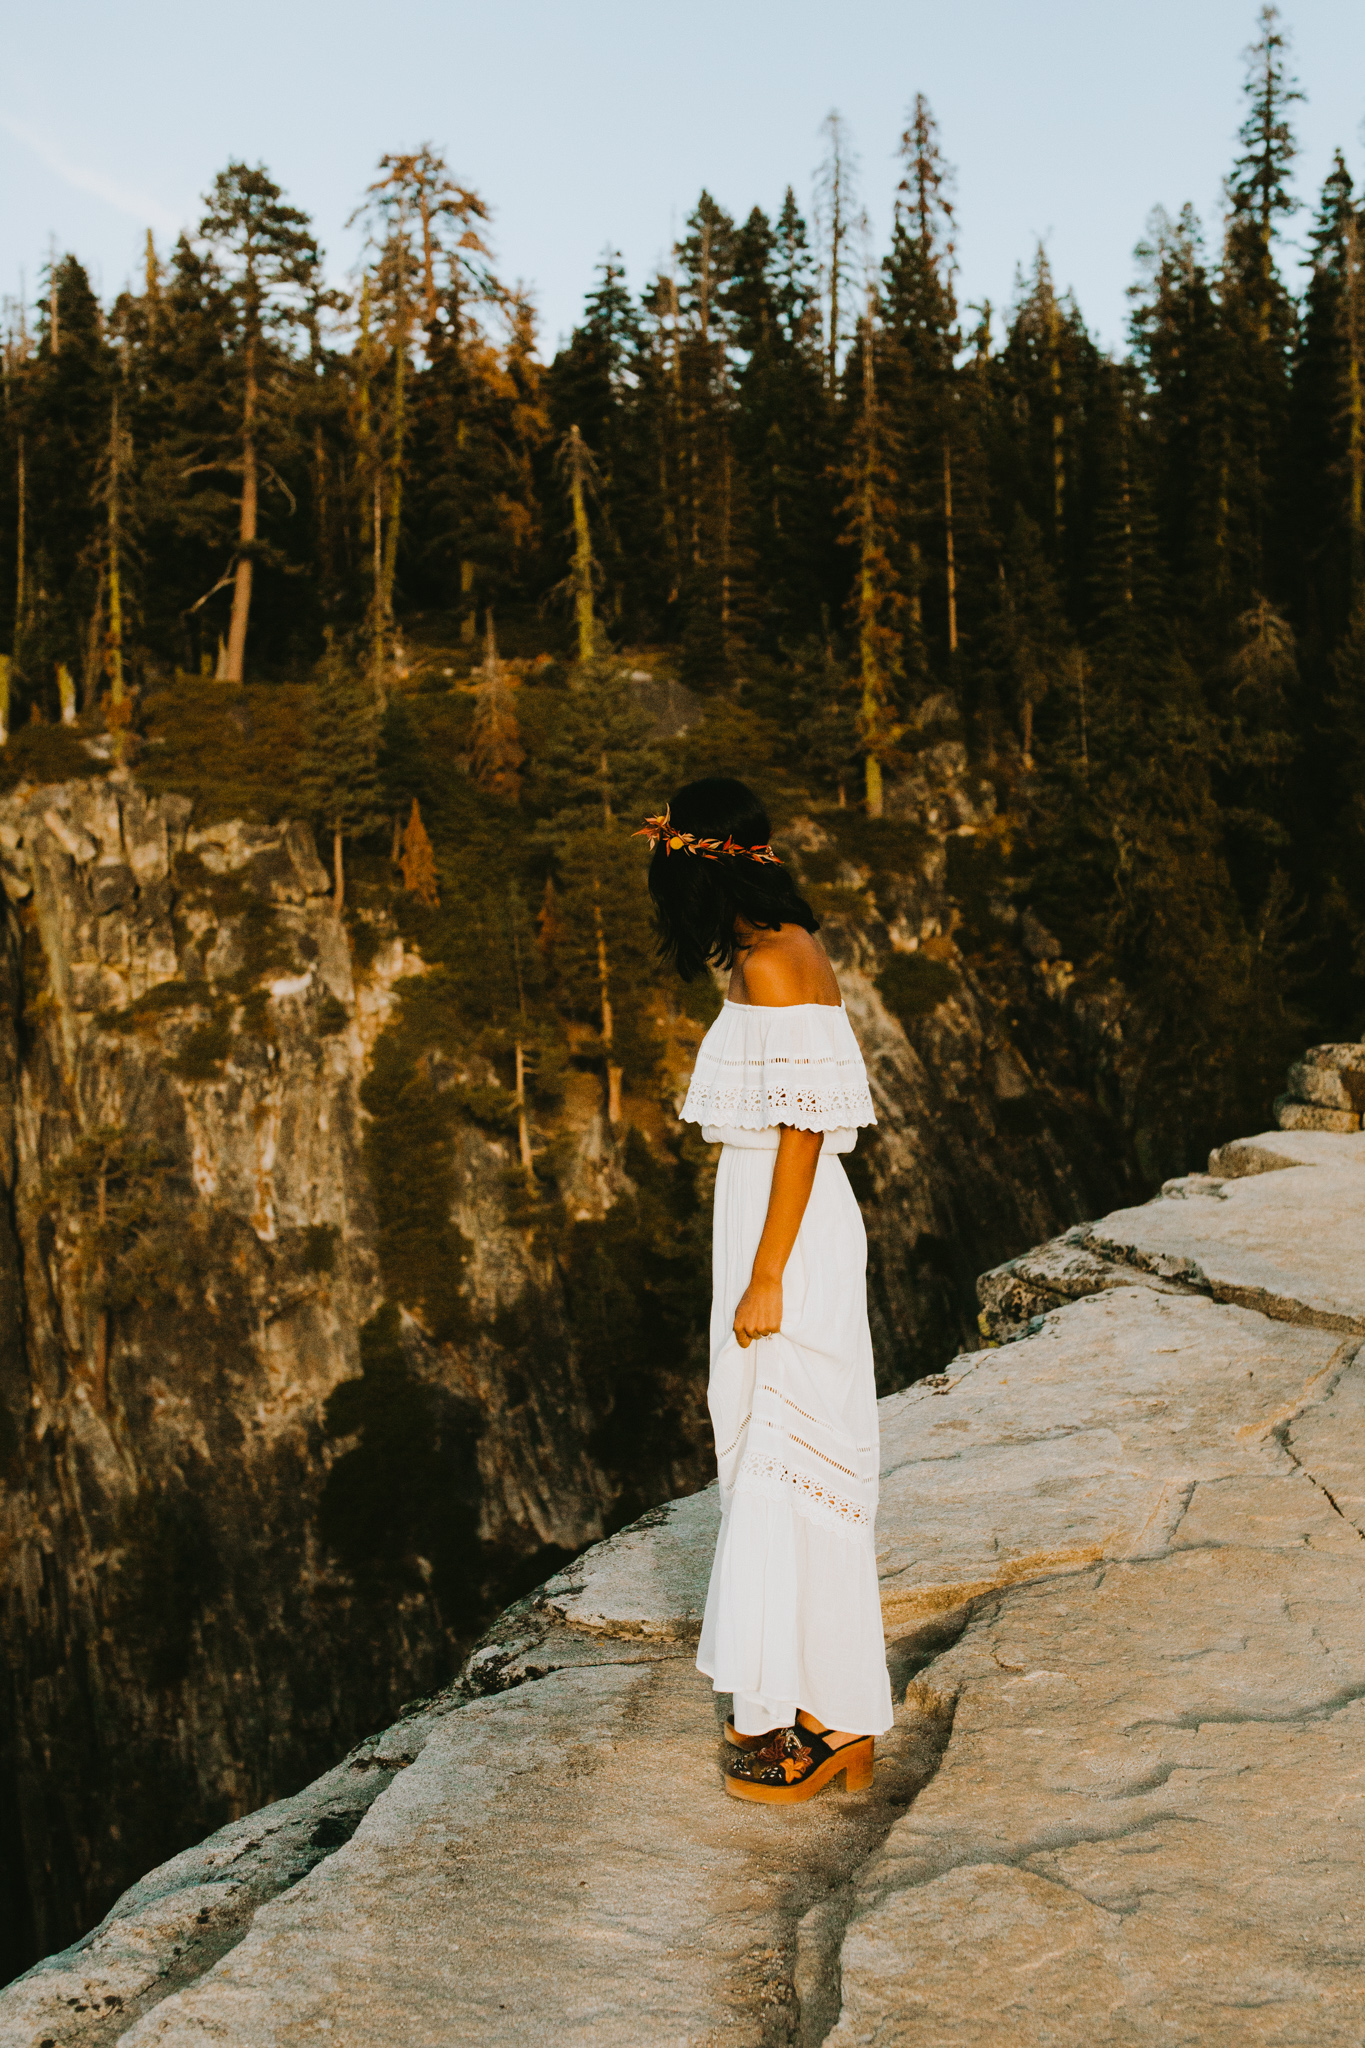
[14,435,26,663]
[106,403,125,703]
[593,884,613,1048]
[1047,297,1065,541]
[56,664,75,724]
[569,426,596,665]
[1346,215,1365,596]
[332,829,345,915]
[515,1041,535,1182]
[943,437,958,655]
[418,189,438,330]
[459,561,476,641]
[0,657,10,747]
[859,319,886,819]
[82,570,104,713]
[593,876,618,1124]
[225,332,258,684]
[379,332,405,663]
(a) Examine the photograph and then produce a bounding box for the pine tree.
[97,396,135,757]
[349,149,493,669]
[727,195,835,646]
[535,664,661,1117]
[198,164,322,681]
[470,663,525,803]
[672,192,743,688]
[814,112,860,393]
[1129,204,1223,618]
[406,250,546,640]
[1291,155,1363,647]
[399,797,439,907]
[1215,4,1303,614]
[555,424,603,663]
[545,253,642,630]
[840,289,904,815]
[985,509,1073,766]
[302,637,383,908]
[883,94,961,683]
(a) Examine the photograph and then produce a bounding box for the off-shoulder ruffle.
[680,1000,876,1134]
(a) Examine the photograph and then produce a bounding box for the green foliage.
[32,1126,187,1312]
[301,642,383,842]
[877,951,958,1023]
[0,721,106,793]
[533,662,660,845]
[140,680,314,822]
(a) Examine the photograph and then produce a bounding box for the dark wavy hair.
[647,777,820,981]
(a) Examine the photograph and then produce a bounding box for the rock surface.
[6,1126,1365,2044]
[0,768,1138,1972]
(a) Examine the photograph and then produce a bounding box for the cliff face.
[6,1123,1362,2048]
[0,739,1135,1975]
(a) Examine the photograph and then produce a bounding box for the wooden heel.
[840,1738,875,1791]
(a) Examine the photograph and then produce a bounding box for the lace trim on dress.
[685,1052,873,1130]
[737,1449,871,1531]
[681,1003,876,1134]
[717,1411,752,1460]
[761,1382,860,1446]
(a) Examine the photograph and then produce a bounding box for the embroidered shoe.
[723,1719,785,1750]
[723,1724,875,1803]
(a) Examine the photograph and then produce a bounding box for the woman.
[641,776,893,1804]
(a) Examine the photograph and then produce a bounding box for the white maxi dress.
[683,999,894,1739]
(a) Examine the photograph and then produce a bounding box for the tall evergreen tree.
[1214,3,1303,615]
[883,95,961,688]
[198,164,322,681]
[1291,154,1364,650]
[840,290,904,815]
[302,637,384,906]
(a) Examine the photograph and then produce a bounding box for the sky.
[3,0,1364,360]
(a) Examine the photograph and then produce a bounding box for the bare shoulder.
[741,927,841,1008]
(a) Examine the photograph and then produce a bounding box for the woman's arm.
[733,1125,823,1347]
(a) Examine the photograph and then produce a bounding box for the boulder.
[1286,1046,1365,1110]
[1275,1095,1360,1132]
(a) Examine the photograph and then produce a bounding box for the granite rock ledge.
[5,1127,1365,2046]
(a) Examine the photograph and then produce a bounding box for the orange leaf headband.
[633,805,782,865]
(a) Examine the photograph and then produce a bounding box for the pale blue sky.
[3,0,1364,357]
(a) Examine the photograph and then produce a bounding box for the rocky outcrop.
[0,774,604,1976]
[6,1124,1363,2044]
[0,754,1139,1976]
[1273,1041,1365,1134]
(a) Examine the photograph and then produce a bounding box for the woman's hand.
[734,1272,783,1348]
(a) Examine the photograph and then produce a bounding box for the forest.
[1,3,1363,1171]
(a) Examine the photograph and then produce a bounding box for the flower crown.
[633,805,782,865]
